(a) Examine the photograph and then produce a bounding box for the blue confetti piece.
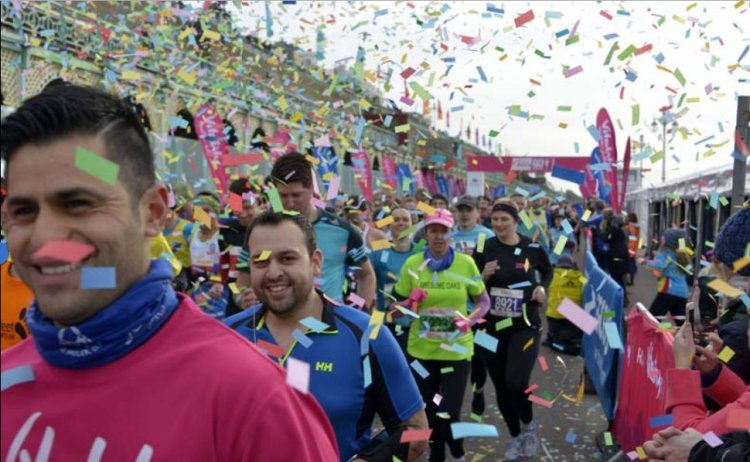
[374,8,389,17]
[450,422,499,439]
[604,322,623,350]
[292,328,313,348]
[486,3,504,14]
[81,267,116,289]
[649,414,673,428]
[508,281,532,289]
[551,165,585,185]
[738,44,749,63]
[477,66,487,82]
[363,355,372,388]
[300,316,330,332]
[603,33,619,40]
[380,251,390,264]
[514,248,522,256]
[555,29,570,38]
[169,116,189,129]
[739,293,750,308]
[383,115,393,127]
[654,52,665,64]
[474,331,499,352]
[565,430,577,443]
[562,219,574,235]
[0,241,8,265]
[410,359,430,378]
[1,365,35,392]
[451,343,470,354]
[587,125,601,142]
[361,324,374,355]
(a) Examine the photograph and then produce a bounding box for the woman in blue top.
[644,228,691,320]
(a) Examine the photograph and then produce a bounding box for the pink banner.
[381,155,398,190]
[612,307,674,453]
[618,137,631,212]
[466,155,590,173]
[194,103,230,196]
[596,108,619,210]
[351,149,373,201]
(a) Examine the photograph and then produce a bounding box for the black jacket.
[689,431,750,462]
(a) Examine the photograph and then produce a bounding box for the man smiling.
[0,85,338,460]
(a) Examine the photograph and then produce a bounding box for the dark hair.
[430,193,448,205]
[1,84,155,198]
[246,211,316,256]
[270,152,313,189]
[229,177,252,196]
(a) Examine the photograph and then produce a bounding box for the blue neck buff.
[424,246,455,272]
[27,259,179,369]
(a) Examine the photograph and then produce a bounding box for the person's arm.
[404,409,429,461]
[355,259,377,309]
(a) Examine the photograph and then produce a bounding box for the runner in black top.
[472,199,553,461]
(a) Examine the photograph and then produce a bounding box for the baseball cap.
[455,194,477,209]
[424,209,454,229]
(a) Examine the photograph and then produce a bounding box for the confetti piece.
[707,279,743,298]
[581,210,592,221]
[604,322,623,349]
[32,240,95,264]
[400,429,433,443]
[193,207,212,229]
[557,298,598,334]
[632,104,640,126]
[701,431,723,448]
[0,365,35,392]
[495,318,513,331]
[0,242,7,265]
[514,9,535,28]
[674,68,686,87]
[292,328,313,348]
[604,432,613,446]
[717,346,735,363]
[375,215,394,228]
[221,153,265,166]
[370,239,392,251]
[80,267,116,289]
[565,430,577,443]
[286,357,310,394]
[257,339,285,358]
[300,317,330,333]
[528,394,553,408]
[255,250,272,262]
[649,414,673,428]
[267,188,284,213]
[410,359,430,379]
[450,422,499,439]
[551,165,585,185]
[417,201,437,216]
[538,356,548,371]
[347,292,366,309]
[477,233,486,253]
[563,65,583,78]
[440,367,454,374]
[474,331,499,352]
[508,281,532,289]
[75,147,120,186]
[553,236,569,255]
[433,393,443,406]
[636,447,647,459]
[363,355,371,388]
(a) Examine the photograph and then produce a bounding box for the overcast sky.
[227,1,750,191]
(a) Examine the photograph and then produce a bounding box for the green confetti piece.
[74,147,120,186]
[408,81,431,101]
[469,412,483,423]
[631,104,640,126]
[604,41,618,66]
[659,322,673,329]
[495,318,513,331]
[677,93,687,108]
[705,241,714,248]
[398,223,421,240]
[266,188,284,213]
[601,310,616,320]
[488,130,499,137]
[518,210,534,230]
[650,151,664,163]
[657,16,666,26]
[719,196,729,206]
[674,68,686,86]
[617,44,636,61]
[604,432,613,446]
[565,34,579,46]
[440,367,454,374]
[557,105,572,112]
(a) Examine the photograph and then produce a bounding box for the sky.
[225,1,750,191]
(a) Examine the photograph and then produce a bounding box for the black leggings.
[412,359,471,462]
[481,328,541,437]
[649,292,687,319]
[471,337,488,393]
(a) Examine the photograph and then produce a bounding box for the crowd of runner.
[1,85,747,461]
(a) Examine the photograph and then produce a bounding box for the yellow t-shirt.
[395,252,484,361]
[1,262,34,351]
[150,234,182,277]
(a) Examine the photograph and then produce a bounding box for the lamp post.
[651,113,678,183]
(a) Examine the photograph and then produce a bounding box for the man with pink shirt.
[0,85,338,461]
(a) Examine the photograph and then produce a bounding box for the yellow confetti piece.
[370,239,392,251]
[394,124,411,133]
[733,256,750,273]
[718,346,736,363]
[523,337,534,351]
[122,70,141,81]
[278,96,288,112]
[369,310,385,339]
[581,209,592,221]
[707,279,743,298]
[636,446,647,459]
[477,233,486,253]
[178,69,197,85]
[375,215,394,228]
[553,236,568,255]
[202,29,221,41]
[524,258,530,273]
[255,250,272,262]
[193,207,212,229]
[518,210,534,230]
[228,282,240,295]
[417,202,437,216]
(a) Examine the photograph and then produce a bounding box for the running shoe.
[520,421,539,458]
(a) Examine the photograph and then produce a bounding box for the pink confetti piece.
[528,394,553,408]
[33,240,95,264]
[326,176,341,200]
[514,9,535,28]
[702,431,723,448]
[286,357,310,394]
[564,65,583,78]
[557,298,598,334]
